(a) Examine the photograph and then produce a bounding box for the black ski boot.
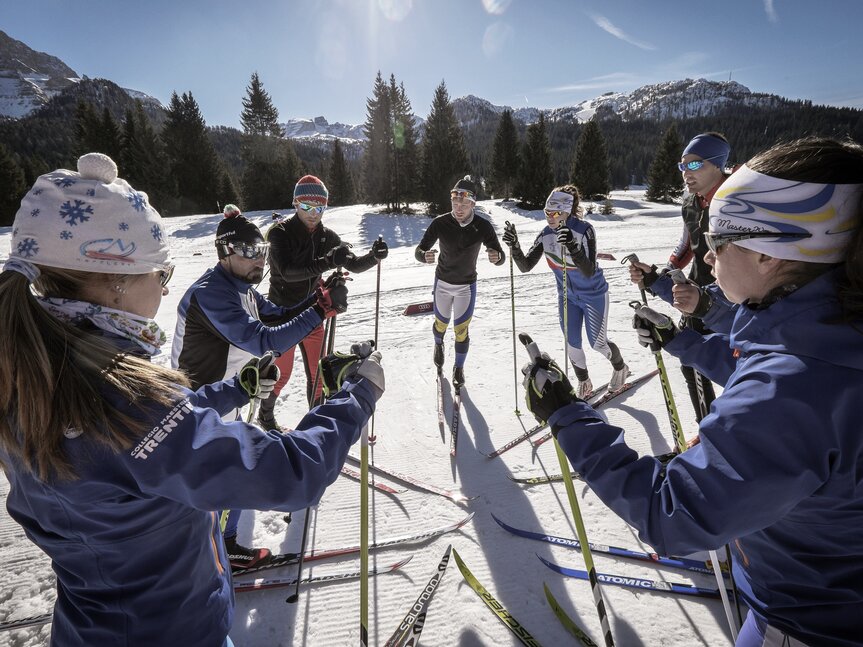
[433,343,444,370]
[257,392,283,431]
[452,365,465,390]
[224,535,272,572]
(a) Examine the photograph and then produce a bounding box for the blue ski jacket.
[512,216,608,298]
[2,332,378,646]
[171,263,322,388]
[553,268,863,646]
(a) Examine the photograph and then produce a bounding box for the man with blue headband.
[628,132,732,430]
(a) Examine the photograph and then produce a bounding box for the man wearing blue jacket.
[172,205,346,568]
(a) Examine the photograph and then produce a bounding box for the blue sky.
[4,0,862,129]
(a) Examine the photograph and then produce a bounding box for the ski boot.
[433,343,444,371]
[577,378,594,400]
[608,363,631,393]
[224,535,272,572]
[452,365,465,390]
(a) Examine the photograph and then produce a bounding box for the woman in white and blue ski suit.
[0,154,384,647]
[521,139,863,647]
[504,184,628,397]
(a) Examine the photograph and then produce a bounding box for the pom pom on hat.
[7,152,169,274]
[451,175,477,200]
[293,175,329,206]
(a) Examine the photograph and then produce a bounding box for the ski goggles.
[226,242,270,260]
[297,202,326,215]
[704,230,811,254]
[450,190,476,203]
[158,264,175,288]
[677,156,724,172]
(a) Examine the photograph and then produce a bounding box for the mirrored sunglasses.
[450,190,476,202]
[158,264,174,288]
[544,209,569,219]
[704,231,811,254]
[677,155,723,172]
[229,242,270,260]
[297,202,326,215]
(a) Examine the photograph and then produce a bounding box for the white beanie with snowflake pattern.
[7,153,170,276]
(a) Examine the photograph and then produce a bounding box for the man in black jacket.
[264,175,388,428]
[415,175,505,388]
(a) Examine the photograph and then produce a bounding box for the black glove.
[239,352,280,402]
[325,244,352,269]
[556,226,574,246]
[520,347,581,428]
[640,264,660,288]
[690,286,714,319]
[320,341,385,400]
[502,222,519,248]
[371,238,388,260]
[315,274,348,317]
[632,305,678,351]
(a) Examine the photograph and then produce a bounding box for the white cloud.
[589,13,656,51]
[546,72,639,93]
[764,0,779,23]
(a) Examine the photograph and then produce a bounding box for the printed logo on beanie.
[293,175,329,206]
[8,153,170,273]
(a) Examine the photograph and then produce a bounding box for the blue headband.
[682,134,731,171]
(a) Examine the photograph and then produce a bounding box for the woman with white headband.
[0,153,385,646]
[518,137,863,646]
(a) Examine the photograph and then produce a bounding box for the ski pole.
[629,299,738,640]
[506,222,521,416]
[520,333,614,647]
[288,314,337,605]
[621,253,648,305]
[370,237,382,443]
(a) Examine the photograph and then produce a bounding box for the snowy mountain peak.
[280,115,366,142]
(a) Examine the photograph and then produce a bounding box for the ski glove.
[502,222,519,248]
[521,352,582,429]
[371,238,389,260]
[632,304,678,351]
[315,272,348,317]
[325,244,353,269]
[239,352,280,402]
[320,341,385,400]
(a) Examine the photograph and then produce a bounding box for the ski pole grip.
[518,333,541,362]
[668,268,688,285]
[622,252,640,265]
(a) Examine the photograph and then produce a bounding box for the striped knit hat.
[293,175,329,206]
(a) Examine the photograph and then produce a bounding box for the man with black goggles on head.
[627,132,733,433]
[171,203,347,569]
[264,175,388,418]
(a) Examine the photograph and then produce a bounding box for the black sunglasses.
[704,231,811,254]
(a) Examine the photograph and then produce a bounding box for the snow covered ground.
[0,191,736,646]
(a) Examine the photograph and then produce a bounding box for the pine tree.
[390,77,420,211]
[74,101,102,156]
[240,72,281,137]
[218,170,241,210]
[98,107,122,161]
[120,102,173,211]
[515,113,553,209]
[241,137,300,211]
[490,109,520,200]
[328,139,356,206]
[0,143,27,227]
[645,123,684,203]
[421,80,469,215]
[162,91,222,214]
[570,118,611,199]
[362,72,393,208]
